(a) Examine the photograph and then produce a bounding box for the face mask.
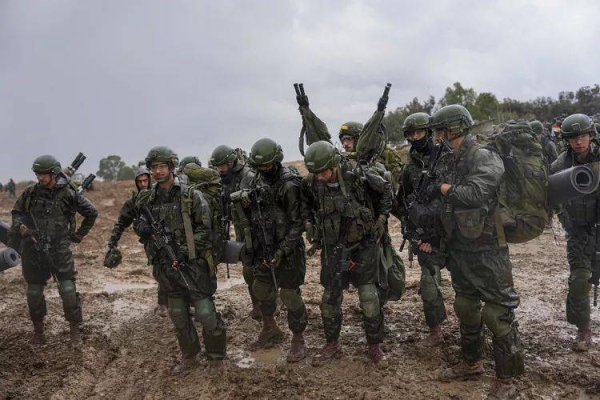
[408,135,428,151]
[259,163,280,180]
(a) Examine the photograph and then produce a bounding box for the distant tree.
[472,92,500,121]
[437,82,477,109]
[97,155,126,182]
[117,165,135,181]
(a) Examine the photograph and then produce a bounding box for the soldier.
[209,145,259,318]
[103,167,169,315]
[8,155,97,345]
[7,178,16,198]
[426,105,524,399]
[236,138,308,362]
[135,146,226,374]
[338,122,406,304]
[530,120,558,166]
[397,112,447,347]
[550,113,600,352]
[302,140,392,367]
[179,156,202,169]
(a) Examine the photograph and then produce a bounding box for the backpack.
[181,163,224,264]
[356,110,387,163]
[486,121,549,243]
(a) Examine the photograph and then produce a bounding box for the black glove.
[68,233,83,243]
[176,250,189,265]
[425,183,442,200]
[296,94,309,108]
[377,94,389,112]
[136,221,153,239]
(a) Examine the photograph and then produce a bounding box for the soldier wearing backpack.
[531,120,559,165]
[134,146,227,375]
[235,138,309,362]
[426,105,524,399]
[550,113,600,352]
[396,112,447,347]
[209,145,260,319]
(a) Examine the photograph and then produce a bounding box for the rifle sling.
[180,186,196,261]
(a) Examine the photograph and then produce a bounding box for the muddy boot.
[312,341,341,366]
[439,360,484,382]
[250,315,284,350]
[172,353,199,375]
[573,322,592,352]
[248,300,262,321]
[486,378,517,400]
[154,304,168,318]
[367,343,388,369]
[287,332,307,363]
[69,321,82,346]
[420,324,444,347]
[31,319,45,345]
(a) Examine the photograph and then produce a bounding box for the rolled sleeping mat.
[548,162,600,207]
[0,247,20,272]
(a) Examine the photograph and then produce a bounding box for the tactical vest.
[25,184,75,244]
[307,161,376,246]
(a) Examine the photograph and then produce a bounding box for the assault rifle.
[221,195,232,279]
[140,206,191,290]
[326,243,357,305]
[250,189,278,287]
[27,212,60,286]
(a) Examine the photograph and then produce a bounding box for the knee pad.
[482,303,513,338]
[358,284,380,319]
[569,268,592,299]
[194,298,217,332]
[167,299,189,328]
[252,279,273,303]
[420,272,438,302]
[26,283,47,319]
[280,288,304,312]
[58,280,78,308]
[320,290,341,319]
[453,296,482,326]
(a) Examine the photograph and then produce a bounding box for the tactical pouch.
[454,208,486,239]
[566,198,597,227]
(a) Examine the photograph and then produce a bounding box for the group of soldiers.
[0,178,17,198]
[6,101,599,399]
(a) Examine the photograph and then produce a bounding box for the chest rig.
[26,185,73,243]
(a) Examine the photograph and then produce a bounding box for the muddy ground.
[1,178,600,400]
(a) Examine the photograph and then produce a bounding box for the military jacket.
[397,141,436,216]
[246,166,304,261]
[10,178,97,248]
[222,161,255,217]
[302,159,392,246]
[550,143,600,229]
[109,191,139,244]
[436,134,504,251]
[135,178,212,265]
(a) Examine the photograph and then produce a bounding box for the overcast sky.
[1,0,599,181]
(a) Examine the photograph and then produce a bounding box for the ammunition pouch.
[454,208,486,240]
[565,197,597,227]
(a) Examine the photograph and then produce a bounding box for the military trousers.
[565,229,593,328]
[416,252,446,328]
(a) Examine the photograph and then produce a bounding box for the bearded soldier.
[302,140,392,367]
[134,146,226,374]
[550,113,600,352]
[234,138,308,362]
[9,155,97,345]
[397,112,447,347]
[426,105,524,399]
[209,145,260,319]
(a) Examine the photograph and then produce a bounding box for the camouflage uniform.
[7,179,16,198]
[9,164,97,343]
[135,148,226,367]
[302,141,392,364]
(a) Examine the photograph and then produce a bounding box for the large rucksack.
[181,163,224,264]
[486,121,549,243]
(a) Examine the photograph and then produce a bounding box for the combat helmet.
[429,104,474,135]
[560,114,597,138]
[402,112,431,135]
[529,120,544,135]
[249,138,283,167]
[338,121,364,141]
[304,140,341,174]
[145,146,179,169]
[32,155,62,175]
[210,145,237,166]
[179,156,202,169]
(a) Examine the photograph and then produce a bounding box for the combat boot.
[69,321,82,346]
[172,353,200,375]
[486,378,517,400]
[286,332,307,363]
[250,315,284,350]
[421,324,444,347]
[312,341,341,366]
[31,319,45,345]
[248,299,262,321]
[573,322,592,352]
[438,360,484,382]
[367,343,389,369]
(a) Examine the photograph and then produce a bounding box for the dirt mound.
[1,178,599,399]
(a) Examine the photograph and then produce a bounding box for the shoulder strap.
[180,184,196,261]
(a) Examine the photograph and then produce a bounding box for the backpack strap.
[180,184,196,261]
[494,209,507,248]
